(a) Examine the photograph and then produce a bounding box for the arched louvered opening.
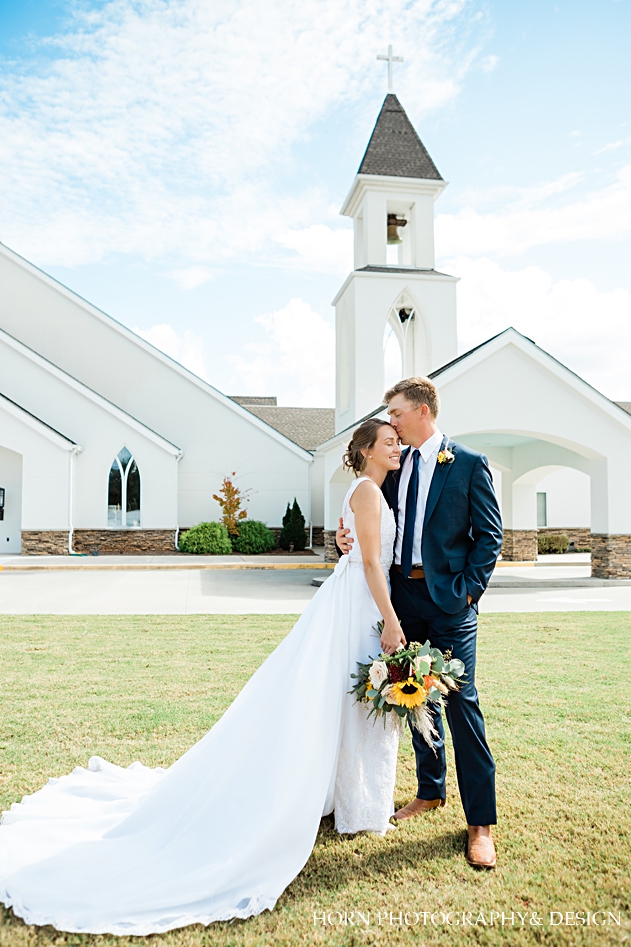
[108,447,141,528]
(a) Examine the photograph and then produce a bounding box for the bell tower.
[334,91,458,432]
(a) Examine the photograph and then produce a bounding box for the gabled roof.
[358,94,442,180]
[0,392,79,450]
[315,327,631,452]
[0,328,183,455]
[0,242,314,463]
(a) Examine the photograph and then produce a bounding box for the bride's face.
[366,426,402,471]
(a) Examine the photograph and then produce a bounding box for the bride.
[0,419,406,936]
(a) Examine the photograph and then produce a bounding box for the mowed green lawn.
[1,613,630,947]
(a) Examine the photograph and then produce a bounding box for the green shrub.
[231,520,276,555]
[179,522,232,555]
[279,498,307,551]
[538,533,569,555]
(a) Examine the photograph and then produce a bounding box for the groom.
[336,377,503,869]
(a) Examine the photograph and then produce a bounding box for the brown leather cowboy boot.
[391,797,446,822]
[466,825,497,869]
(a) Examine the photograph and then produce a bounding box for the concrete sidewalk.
[0,550,330,571]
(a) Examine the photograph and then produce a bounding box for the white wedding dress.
[0,478,398,935]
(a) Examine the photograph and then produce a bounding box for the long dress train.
[0,478,398,935]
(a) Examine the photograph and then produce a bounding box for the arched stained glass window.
[108,448,141,527]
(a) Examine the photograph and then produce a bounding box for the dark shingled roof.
[229,399,335,451]
[358,94,442,180]
[231,396,278,406]
[357,265,452,277]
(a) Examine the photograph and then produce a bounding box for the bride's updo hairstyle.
[343,419,392,476]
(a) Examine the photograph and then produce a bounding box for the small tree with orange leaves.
[213,472,249,536]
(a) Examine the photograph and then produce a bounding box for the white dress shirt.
[393,429,443,566]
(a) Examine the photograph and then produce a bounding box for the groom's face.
[387,394,429,445]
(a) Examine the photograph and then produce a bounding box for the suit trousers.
[390,569,497,826]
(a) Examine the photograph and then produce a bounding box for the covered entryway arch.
[454,432,600,560]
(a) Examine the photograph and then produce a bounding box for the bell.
[387,214,407,245]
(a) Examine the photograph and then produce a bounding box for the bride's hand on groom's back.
[336,517,354,554]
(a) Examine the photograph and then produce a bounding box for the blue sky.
[0,0,629,404]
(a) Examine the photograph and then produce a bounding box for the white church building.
[2,91,631,577]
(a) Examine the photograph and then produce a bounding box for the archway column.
[587,456,631,577]
[498,470,538,561]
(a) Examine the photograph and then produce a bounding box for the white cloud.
[436,164,631,258]
[228,298,334,406]
[592,140,623,156]
[480,54,498,73]
[453,256,631,399]
[0,0,485,270]
[168,267,215,291]
[276,225,354,274]
[133,323,209,380]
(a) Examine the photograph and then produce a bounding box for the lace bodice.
[341,477,396,575]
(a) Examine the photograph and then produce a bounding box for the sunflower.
[391,678,426,709]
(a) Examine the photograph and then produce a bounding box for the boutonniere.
[437,444,455,465]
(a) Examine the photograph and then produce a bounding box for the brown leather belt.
[394,564,425,579]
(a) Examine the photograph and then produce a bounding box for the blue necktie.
[401,449,420,578]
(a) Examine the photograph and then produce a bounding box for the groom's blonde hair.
[383,377,440,417]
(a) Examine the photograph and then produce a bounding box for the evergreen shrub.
[179,522,233,555]
[537,533,569,555]
[231,520,276,555]
[279,499,307,551]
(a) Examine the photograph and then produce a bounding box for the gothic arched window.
[108,447,141,528]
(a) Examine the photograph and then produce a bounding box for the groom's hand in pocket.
[335,517,354,555]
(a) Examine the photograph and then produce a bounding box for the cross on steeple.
[377,45,403,93]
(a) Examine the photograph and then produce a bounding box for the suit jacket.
[382,437,503,615]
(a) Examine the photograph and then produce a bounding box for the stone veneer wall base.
[72,530,177,555]
[501,529,538,561]
[537,527,591,548]
[23,527,326,556]
[23,530,179,555]
[21,531,69,555]
[590,534,631,578]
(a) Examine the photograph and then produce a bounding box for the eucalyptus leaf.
[431,654,445,673]
[445,658,465,677]
[366,688,379,698]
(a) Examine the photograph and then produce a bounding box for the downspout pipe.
[174,451,184,551]
[68,445,83,555]
[306,453,313,550]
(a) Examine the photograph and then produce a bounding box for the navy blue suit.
[382,439,503,826]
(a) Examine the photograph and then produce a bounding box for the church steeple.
[333,92,457,432]
[358,94,443,181]
[340,95,446,271]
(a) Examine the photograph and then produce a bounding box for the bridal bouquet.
[350,627,466,747]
